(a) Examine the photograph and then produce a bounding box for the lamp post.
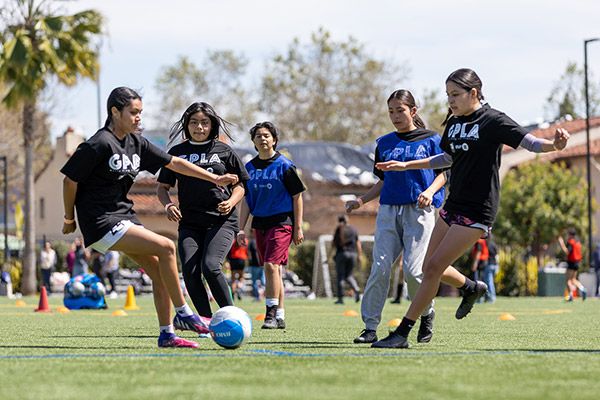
[585,38,599,268]
[1,155,7,266]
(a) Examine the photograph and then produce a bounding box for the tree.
[419,88,448,133]
[545,61,600,120]
[259,27,408,145]
[495,160,589,268]
[154,51,257,140]
[0,0,103,294]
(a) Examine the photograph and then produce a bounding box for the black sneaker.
[354,291,361,303]
[456,281,488,319]
[334,299,344,305]
[371,332,409,349]
[276,318,286,329]
[417,310,435,343]
[261,305,278,329]
[390,298,401,304]
[353,329,378,344]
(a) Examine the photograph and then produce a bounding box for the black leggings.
[178,226,235,318]
[335,251,360,298]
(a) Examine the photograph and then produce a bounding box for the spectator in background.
[558,229,587,301]
[103,250,121,298]
[247,233,265,301]
[593,243,600,298]
[483,235,498,303]
[72,237,89,277]
[228,239,248,300]
[40,241,57,293]
[470,238,489,284]
[65,242,76,276]
[332,215,362,304]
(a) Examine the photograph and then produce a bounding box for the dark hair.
[568,228,577,236]
[249,121,280,151]
[104,87,142,128]
[338,215,348,224]
[387,89,426,129]
[442,68,485,126]
[169,102,233,145]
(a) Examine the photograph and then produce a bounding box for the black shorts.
[229,258,246,271]
[567,261,580,271]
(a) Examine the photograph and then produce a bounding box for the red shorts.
[254,225,293,266]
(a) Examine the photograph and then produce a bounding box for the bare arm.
[471,249,481,272]
[292,193,304,245]
[217,183,245,215]
[157,183,182,222]
[236,199,251,246]
[558,236,568,254]
[166,157,238,186]
[62,177,78,234]
[417,172,447,208]
[345,180,384,213]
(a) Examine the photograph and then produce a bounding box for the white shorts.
[89,220,135,254]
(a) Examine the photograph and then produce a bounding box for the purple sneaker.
[158,333,199,348]
[173,313,211,335]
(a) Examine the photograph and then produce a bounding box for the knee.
[156,238,176,259]
[264,263,278,273]
[422,260,445,281]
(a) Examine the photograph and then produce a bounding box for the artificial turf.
[0,294,599,399]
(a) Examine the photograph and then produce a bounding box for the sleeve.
[60,142,100,183]
[140,137,173,174]
[227,149,250,182]
[282,164,306,196]
[493,112,528,149]
[372,144,384,181]
[157,150,177,186]
[430,136,450,175]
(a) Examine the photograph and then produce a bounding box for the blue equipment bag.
[64,273,107,309]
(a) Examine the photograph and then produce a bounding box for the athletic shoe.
[581,288,587,301]
[276,318,286,329]
[371,332,409,349]
[173,313,211,335]
[354,291,361,303]
[455,281,488,319]
[417,310,435,343]
[261,305,278,329]
[158,333,199,348]
[198,332,211,339]
[334,299,344,305]
[353,329,378,344]
[390,298,401,304]
[565,295,573,302]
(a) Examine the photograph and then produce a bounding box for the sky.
[49,0,600,141]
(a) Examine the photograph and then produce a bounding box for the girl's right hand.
[215,174,239,186]
[165,204,182,222]
[375,161,407,171]
[62,222,77,234]
[345,199,361,213]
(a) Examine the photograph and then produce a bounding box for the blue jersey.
[374,129,445,207]
[245,153,305,221]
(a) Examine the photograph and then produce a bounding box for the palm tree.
[0,0,103,294]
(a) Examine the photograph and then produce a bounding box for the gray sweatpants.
[361,204,435,330]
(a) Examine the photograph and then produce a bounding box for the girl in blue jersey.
[237,122,306,329]
[372,69,569,349]
[348,89,469,345]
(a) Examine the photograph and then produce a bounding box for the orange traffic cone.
[123,285,140,310]
[35,287,51,312]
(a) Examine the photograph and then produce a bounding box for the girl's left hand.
[293,226,304,245]
[375,161,407,171]
[417,190,433,208]
[553,128,570,150]
[217,199,234,215]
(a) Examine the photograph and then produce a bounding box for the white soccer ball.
[69,281,86,297]
[90,282,106,298]
[209,306,252,349]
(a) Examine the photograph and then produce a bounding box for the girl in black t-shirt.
[157,102,249,322]
[371,69,570,349]
[62,87,239,349]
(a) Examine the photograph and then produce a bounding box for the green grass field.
[1,294,599,400]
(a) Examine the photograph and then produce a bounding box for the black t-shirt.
[333,225,359,254]
[61,128,172,246]
[248,153,306,230]
[440,104,527,224]
[157,140,249,230]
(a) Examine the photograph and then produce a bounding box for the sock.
[395,283,404,300]
[160,325,175,335]
[393,317,416,337]
[460,278,476,292]
[175,303,194,317]
[276,308,285,320]
[266,298,279,308]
